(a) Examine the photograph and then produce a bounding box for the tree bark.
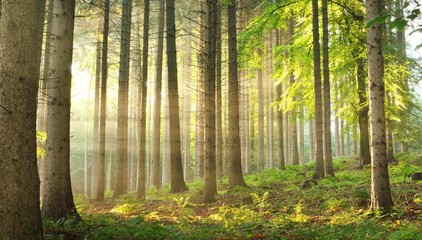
[0,1,45,238]
[137,0,150,198]
[216,5,223,180]
[42,0,79,220]
[167,0,188,193]
[357,58,371,167]
[94,0,110,201]
[257,49,265,170]
[228,0,247,188]
[366,0,394,211]
[151,0,165,189]
[312,0,325,179]
[322,0,334,176]
[114,0,132,198]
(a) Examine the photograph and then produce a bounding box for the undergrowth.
[44,153,422,239]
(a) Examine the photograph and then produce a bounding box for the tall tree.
[0,0,45,237]
[38,0,55,202]
[138,0,150,199]
[228,0,247,188]
[322,0,334,176]
[195,1,206,180]
[42,0,79,220]
[288,17,299,166]
[257,49,265,170]
[114,0,133,197]
[365,0,394,210]
[91,29,102,199]
[203,0,218,203]
[93,0,110,201]
[216,3,223,180]
[151,0,165,189]
[166,0,188,193]
[312,0,325,179]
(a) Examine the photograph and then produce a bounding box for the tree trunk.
[309,118,315,162]
[114,0,132,198]
[91,34,101,199]
[137,0,150,198]
[184,21,193,182]
[322,0,334,176]
[216,5,223,180]
[312,0,325,179]
[195,1,205,180]
[38,0,55,202]
[94,0,110,201]
[366,0,394,211]
[203,0,218,203]
[257,49,265,170]
[151,0,165,189]
[357,58,371,167]
[228,0,247,188]
[0,1,45,238]
[42,0,79,220]
[167,0,188,193]
[335,113,340,157]
[276,82,285,169]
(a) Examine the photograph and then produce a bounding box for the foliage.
[45,157,422,239]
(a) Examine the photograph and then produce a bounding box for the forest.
[0,0,421,239]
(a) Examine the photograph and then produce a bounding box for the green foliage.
[36,131,46,158]
[45,157,422,239]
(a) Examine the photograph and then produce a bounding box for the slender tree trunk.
[366,0,394,210]
[257,49,265,170]
[95,0,110,201]
[42,0,79,220]
[335,114,340,157]
[151,0,165,189]
[276,82,285,169]
[167,0,188,193]
[38,0,55,202]
[203,0,218,203]
[216,5,223,180]
[322,0,334,176]
[357,58,371,167]
[91,34,101,198]
[228,0,247,188]
[299,106,305,164]
[312,0,325,179]
[0,1,45,237]
[184,22,192,182]
[114,0,132,197]
[309,118,315,162]
[84,73,93,198]
[195,1,205,180]
[137,0,149,198]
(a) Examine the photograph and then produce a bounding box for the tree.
[257,48,265,170]
[42,0,79,220]
[151,0,165,189]
[0,1,45,238]
[166,0,188,193]
[312,0,325,179]
[228,0,247,188]
[93,0,110,201]
[322,0,334,176]
[138,0,150,199]
[365,0,394,211]
[203,0,218,203]
[114,0,132,198]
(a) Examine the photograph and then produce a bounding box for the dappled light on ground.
[45,154,421,239]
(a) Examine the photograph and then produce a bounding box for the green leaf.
[366,13,388,28]
[388,18,408,30]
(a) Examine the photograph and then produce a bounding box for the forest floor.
[44,152,422,240]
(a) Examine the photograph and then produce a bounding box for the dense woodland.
[0,0,422,239]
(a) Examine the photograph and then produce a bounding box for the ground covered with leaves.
[44,152,422,239]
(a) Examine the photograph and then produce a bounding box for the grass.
[44,153,422,239]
